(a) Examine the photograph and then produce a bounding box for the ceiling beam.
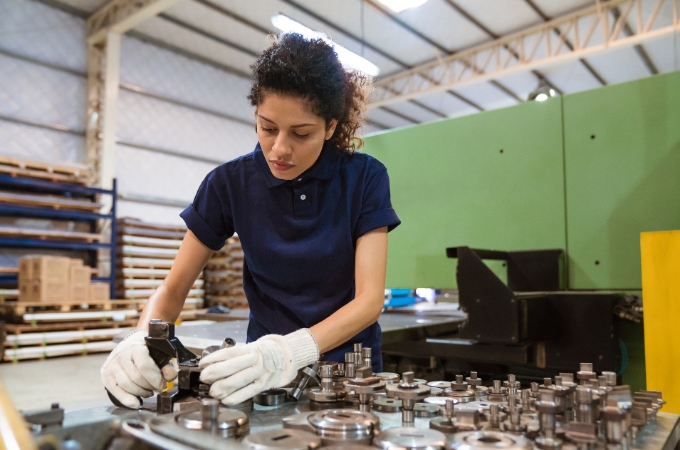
[365,0,524,103]
[610,5,659,75]
[443,0,564,94]
[86,0,183,44]
[280,0,481,113]
[524,0,607,85]
[370,0,678,108]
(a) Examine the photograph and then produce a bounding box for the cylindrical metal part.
[361,347,372,369]
[603,371,617,386]
[489,404,500,429]
[345,353,356,379]
[444,398,455,419]
[575,387,594,424]
[201,398,219,433]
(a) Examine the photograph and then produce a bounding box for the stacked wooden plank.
[0,156,88,185]
[204,236,248,308]
[116,218,205,304]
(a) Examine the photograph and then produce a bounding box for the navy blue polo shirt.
[180,142,400,371]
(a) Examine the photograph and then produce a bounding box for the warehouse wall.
[0,0,86,163]
[0,0,258,226]
[364,69,680,292]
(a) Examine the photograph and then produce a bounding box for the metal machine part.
[487,380,508,403]
[22,403,64,431]
[175,402,249,438]
[354,343,363,370]
[282,412,316,433]
[535,389,562,450]
[201,337,236,359]
[455,410,483,432]
[344,366,386,412]
[600,401,627,448]
[345,353,356,379]
[443,375,477,403]
[373,398,402,413]
[254,389,288,407]
[241,428,321,449]
[415,403,442,418]
[290,363,319,401]
[576,363,597,386]
[376,372,400,384]
[574,386,598,424]
[386,371,432,423]
[362,347,372,369]
[447,431,533,450]
[429,381,453,389]
[500,393,525,434]
[307,409,379,446]
[425,397,450,406]
[307,365,346,403]
[374,427,447,450]
[430,398,458,434]
[565,422,597,450]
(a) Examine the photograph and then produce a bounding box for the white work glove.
[101,329,178,409]
[199,329,319,405]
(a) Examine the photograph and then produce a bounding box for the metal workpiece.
[443,375,477,403]
[307,365,346,403]
[488,404,501,430]
[201,337,236,358]
[602,372,617,387]
[558,373,575,386]
[373,397,403,412]
[600,403,627,447]
[344,366,386,412]
[430,398,458,434]
[447,431,533,450]
[500,394,525,434]
[241,429,321,450]
[282,411,316,432]
[519,390,532,413]
[415,379,429,386]
[465,372,482,387]
[307,409,379,446]
[386,372,432,423]
[428,381,453,389]
[454,410,483,431]
[415,403,442,418]
[361,347,372,369]
[175,405,249,438]
[630,401,649,439]
[345,353,356,380]
[354,343,363,371]
[577,364,597,385]
[574,387,598,424]
[374,427,447,450]
[487,380,508,403]
[535,389,562,450]
[254,389,288,407]
[376,372,400,384]
[290,363,319,401]
[425,397,451,406]
[565,422,598,450]
[541,378,553,389]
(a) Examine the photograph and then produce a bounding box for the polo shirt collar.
[254,141,341,188]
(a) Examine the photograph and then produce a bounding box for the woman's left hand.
[198,329,319,405]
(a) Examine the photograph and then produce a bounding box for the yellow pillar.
[640,230,680,414]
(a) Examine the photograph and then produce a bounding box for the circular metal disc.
[376,372,400,383]
[414,379,428,385]
[414,403,441,418]
[175,407,248,432]
[448,431,533,450]
[373,397,402,412]
[254,388,288,406]
[424,397,454,406]
[458,401,493,413]
[323,446,376,450]
[241,428,321,450]
[374,427,446,450]
[282,412,315,433]
[308,409,378,433]
[428,381,452,389]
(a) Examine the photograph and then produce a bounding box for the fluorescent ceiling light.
[271,14,380,77]
[375,0,429,13]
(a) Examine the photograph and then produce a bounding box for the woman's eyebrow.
[258,115,315,128]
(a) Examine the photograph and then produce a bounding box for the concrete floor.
[0,354,111,413]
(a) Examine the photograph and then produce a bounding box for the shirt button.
[297,178,302,182]
[300,194,306,200]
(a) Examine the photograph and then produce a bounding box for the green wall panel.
[564,71,680,289]
[364,98,567,288]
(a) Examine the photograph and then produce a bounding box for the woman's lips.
[271,160,294,171]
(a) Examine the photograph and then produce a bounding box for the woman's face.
[256,93,337,181]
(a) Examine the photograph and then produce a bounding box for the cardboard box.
[18,256,40,283]
[30,279,69,303]
[90,282,110,302]
[70,265,91,286]
[30,256,71,281]
[71,283,90,303]
[18,280,35,302]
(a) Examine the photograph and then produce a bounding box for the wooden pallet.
[0,156,88,178]
[4,319,137,335]
[0,191,102,212]
[118,245,178,259]
[5,326,132,347]
[0,164,88,186]
[118,218,187,233]
[118,235,182,249]
[116,279,203,289]
[119,257,175,269]
[118,225,186,240]
[0,289,19,300]
[116,267,172,279]
[121,288,204,300]
[0,227,102,242]
[0,299,147,315]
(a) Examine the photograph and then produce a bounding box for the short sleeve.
[354,162,401,239]
[180,169,234,251]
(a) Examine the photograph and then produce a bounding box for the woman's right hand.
[100,329,178,409]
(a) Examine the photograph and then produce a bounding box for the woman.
[101,33,400,408]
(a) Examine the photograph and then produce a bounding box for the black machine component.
[383,246,624,375]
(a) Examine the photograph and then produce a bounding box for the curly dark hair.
[247,33,372,153]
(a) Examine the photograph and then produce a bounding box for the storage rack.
[0,174,117,299]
